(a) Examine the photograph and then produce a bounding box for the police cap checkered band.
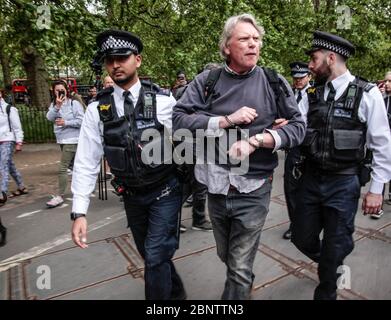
[305,31,355,58]
[290,61,309,77]
[96,30,143,56]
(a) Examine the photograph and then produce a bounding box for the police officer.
[70,30,186,300]
[291,31,391,300]
[282,62,312,240]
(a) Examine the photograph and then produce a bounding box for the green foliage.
[1,0,391,89]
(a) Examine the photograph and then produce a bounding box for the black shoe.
[0,226,7,247]
[0,191,7,207]
[192,220,213,232]
[180,224,187,233]
[283,228,292,240]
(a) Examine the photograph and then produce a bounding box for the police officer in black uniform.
[291,31,391,300]
[70,30,186,300]
[282,62,312,240]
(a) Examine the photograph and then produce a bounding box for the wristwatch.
[70,212,86,221]
[255,133,264,148]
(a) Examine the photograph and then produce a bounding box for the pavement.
[0,143,391,300]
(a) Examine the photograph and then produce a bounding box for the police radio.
[143,92,154,119]
[344,83,358,110]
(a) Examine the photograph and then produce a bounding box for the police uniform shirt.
[321,70,391,194]
[71,81,177,214]
[295,83,311,124]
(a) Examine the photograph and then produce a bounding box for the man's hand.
[228,140,256,161]
[72,217,88,249]
[272,118,289,130]
[362,192,383,216]
[228,107,258,125]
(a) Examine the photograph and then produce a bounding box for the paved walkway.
[1,144,390,300]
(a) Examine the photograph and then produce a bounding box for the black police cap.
[305,31,355,58]
[96,29,143,58]
[289,61,310,78]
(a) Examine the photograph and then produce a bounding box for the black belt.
[121,174,177,194]
[306,164,359,176]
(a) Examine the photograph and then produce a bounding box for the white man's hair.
[385,71,391,79]
[219,13,265,61]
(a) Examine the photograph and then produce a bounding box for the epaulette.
[96,86,114,98]
[140,79,170,96]
[157,87,171,96]
[363,82,376,92]
[355,76,376,92]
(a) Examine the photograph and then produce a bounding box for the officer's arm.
[271,75,306,150]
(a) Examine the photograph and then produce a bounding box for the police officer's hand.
[228,140,256,161]
[272,118,289,130]
[72,217,88,249]
[228,107,258,125]
[362,192,383,216]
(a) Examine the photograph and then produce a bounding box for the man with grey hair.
[173,13,305,299]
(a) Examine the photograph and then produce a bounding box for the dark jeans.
[123,177,185,300]
[283,147,301,225]
[208,178,272,300]
[291,171,360,300]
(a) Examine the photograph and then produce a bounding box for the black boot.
[0,191,7,206]
[0,218,7,247]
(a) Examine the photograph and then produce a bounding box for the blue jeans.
[0,141,24,194]
[122,177,185,300]
[291,171,360,300]
[208,178,272,300]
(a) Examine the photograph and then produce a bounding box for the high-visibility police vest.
[97,80,176,188]
[301,77,376,172]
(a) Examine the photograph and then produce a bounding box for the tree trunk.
[326,0,335,13]
[0,47,12,87]
[312,0,320,12]
[21,46,51,110]
[0,46,15,105]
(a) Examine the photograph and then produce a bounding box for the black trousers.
[291,171,360,300]
[182,169,208,225]
[283,147,301,224]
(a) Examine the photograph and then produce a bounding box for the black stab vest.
[97,82,176,188]
[301,77,375,172]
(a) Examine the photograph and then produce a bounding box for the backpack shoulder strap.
[262,67,290,99]
[6,104,12,131]
[204,68,223,101]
